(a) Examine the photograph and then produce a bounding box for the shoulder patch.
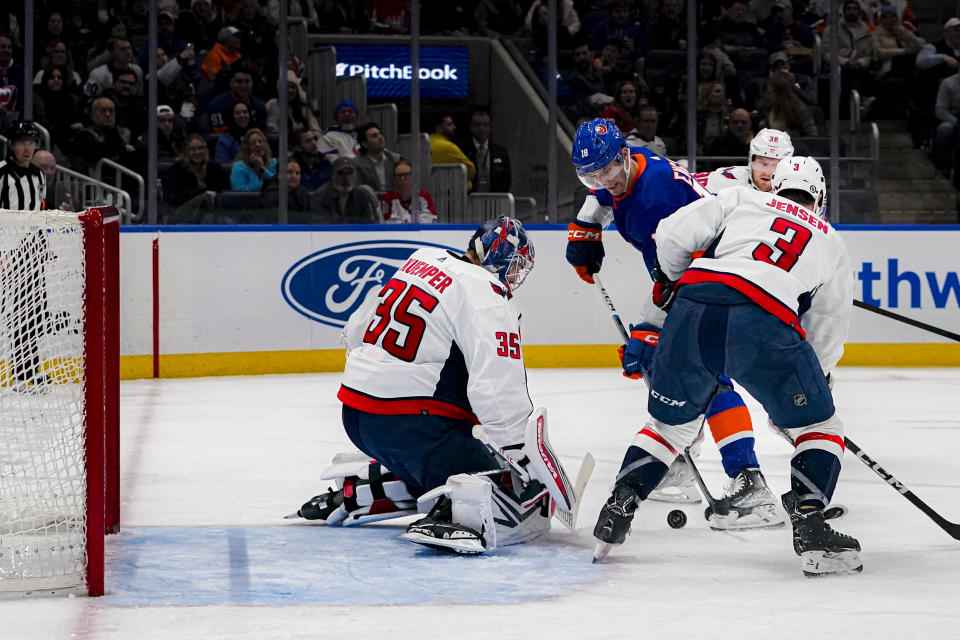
[490,282,511,299]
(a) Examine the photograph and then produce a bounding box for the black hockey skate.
[400,496,487,555]
[782,491,862,577]
[704,468,785,530]
[294,487,344,521]
[592,484,639,562]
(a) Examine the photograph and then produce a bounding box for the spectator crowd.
[1,0,956,221]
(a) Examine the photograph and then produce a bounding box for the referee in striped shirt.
[1,121,49,390]
[0,121,46,210]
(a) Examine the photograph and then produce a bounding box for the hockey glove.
[651,261,678,311]
[565,220,604,284]
[618,323,659,379]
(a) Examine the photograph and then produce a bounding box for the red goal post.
[0,206,119,597]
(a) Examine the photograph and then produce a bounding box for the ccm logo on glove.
[565,220,605,284]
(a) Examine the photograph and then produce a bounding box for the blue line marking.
[105,525,600,606]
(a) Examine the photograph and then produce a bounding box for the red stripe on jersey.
[678,268,806,339]
[338,385,480,424]
[637,427,678,456]
[794,432,845,451]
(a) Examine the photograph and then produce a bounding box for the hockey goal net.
[0,207,119,597]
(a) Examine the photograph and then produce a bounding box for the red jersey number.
[363,279,439,362]
[495,331,521,359]
[752,218,812,272]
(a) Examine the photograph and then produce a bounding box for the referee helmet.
[7,120,41,144]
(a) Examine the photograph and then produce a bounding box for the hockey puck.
[667,509,687,529]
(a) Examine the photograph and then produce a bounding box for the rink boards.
[118,224,960,378]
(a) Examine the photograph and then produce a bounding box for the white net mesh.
[0,210,87,594]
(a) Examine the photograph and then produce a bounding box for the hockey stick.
[594,277,726,514]
[853,299,960,343]
[594,275,629,342]
[844,436,960,540]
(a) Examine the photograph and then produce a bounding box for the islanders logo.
[281,240,458,328]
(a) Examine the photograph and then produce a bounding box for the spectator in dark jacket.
[462,110,511,193]
[261,159,314,220]
[162,133,230,223]
[33,64,83,152]
[293,128,332,190]
[67,96,135,174]
[310,157,380,223]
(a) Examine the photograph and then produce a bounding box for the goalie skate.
[401,497,488,555]
[783,491,862,577]
[704,468,786,530]
[645,456,701,504]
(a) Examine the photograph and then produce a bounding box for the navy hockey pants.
[648,284,835,430]
[342,405,500,497]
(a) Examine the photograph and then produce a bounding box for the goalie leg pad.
[404,472,552,554]
[298,455,417,526]
[522,407,578,514]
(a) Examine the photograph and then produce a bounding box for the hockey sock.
[790,448,841,509]
[706,389,759,477]
[615,445,670,500]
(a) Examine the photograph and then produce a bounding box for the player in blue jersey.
[566,118,784,530]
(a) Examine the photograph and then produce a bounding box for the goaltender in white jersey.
[694,128,794,194]
[293,218,584,556]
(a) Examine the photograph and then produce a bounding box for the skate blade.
[400,531,486,555]
[646,490,702,504]
[708,507,786,531]
[592,540,614,563]
[824,504,848,520]
[801,550,863,577]
[283,511,302,520]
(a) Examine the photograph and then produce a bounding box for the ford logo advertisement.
[281,240,458,328]
[331,44,468,99]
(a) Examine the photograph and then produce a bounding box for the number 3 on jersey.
[752,217,812,272]
[363,278,439,361]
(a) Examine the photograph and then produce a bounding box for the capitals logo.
[281,240,458,328]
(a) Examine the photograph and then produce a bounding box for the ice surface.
[4,368,960,639]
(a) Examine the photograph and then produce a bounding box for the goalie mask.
[571,118,629,191]
[469,217,535,292]
[772,155,826,217]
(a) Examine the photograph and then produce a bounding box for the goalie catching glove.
[618,323,659,379]
[565,220,604,284]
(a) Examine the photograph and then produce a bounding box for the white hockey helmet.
[749,128,794,162]
[771,155,826,216]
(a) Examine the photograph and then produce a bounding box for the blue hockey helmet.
[468,217,535,292]
[571,118,628,189]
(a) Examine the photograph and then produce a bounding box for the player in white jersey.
[593,157,861,576]
[693,128,794,194]
[292,218,578,555]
